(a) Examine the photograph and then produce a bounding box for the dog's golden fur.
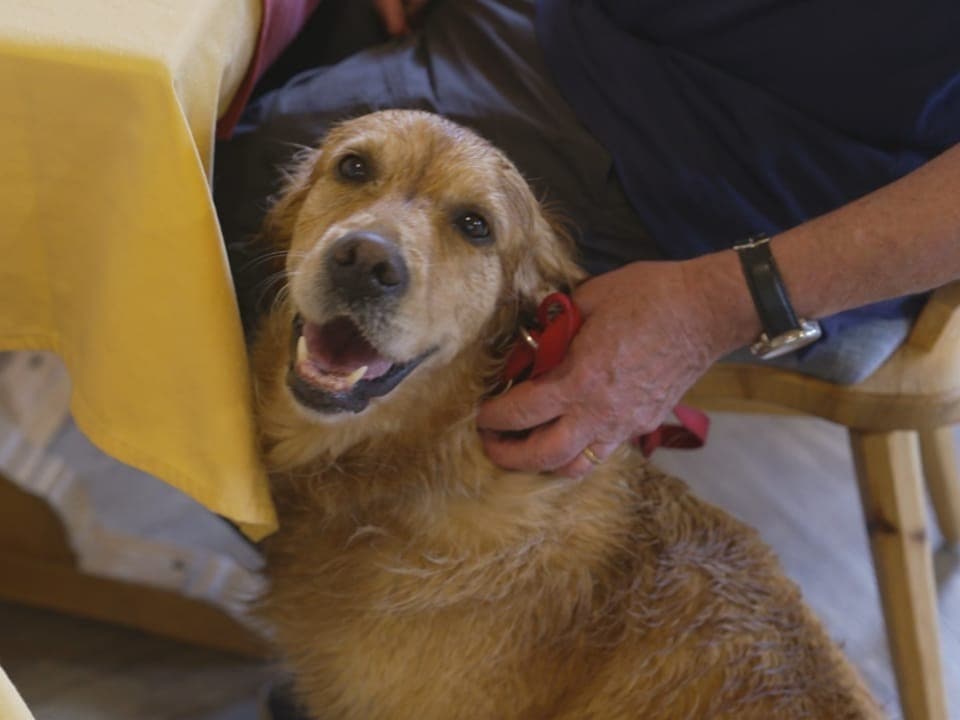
[252,110,883,719]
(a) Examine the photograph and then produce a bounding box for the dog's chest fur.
[262,446,642,718]
[261,444,878,720]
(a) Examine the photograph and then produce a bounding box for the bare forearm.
[686,143,960,356]
[479,144,960,475]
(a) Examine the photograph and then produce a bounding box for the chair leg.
[849,430,948,720]
[919,426,960,546]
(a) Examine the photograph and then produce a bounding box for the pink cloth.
[217,0,321,139]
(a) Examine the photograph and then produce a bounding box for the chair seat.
[685,283,960,432]
[686,362,960,432]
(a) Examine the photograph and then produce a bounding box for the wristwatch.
[733,234,822,360]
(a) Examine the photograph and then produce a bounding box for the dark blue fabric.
[535,0,960,338]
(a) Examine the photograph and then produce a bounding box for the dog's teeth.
[345,366,367,388]
[296,335,308,364]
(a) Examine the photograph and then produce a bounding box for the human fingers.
[476,375,568,433]
[479,414,591,473]
[552,440,621,478]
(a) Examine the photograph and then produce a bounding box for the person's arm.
[477,143,960,476]
[373,0,431,36]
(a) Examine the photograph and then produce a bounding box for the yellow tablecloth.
[0,0,277,539]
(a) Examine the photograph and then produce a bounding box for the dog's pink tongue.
[303,318,392,379]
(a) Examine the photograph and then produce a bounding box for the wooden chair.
[684,281,960,720]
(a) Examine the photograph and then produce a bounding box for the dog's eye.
[338,154,368,182]
[454,212,491,244]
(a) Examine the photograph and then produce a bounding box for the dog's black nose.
[326,232,409,302]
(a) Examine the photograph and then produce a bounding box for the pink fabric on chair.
[217,0,322,139]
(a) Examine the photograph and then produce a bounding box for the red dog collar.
[501,292,709,458]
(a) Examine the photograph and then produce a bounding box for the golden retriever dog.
[251,110,882,719]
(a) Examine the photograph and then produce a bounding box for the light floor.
[1,414,958,720]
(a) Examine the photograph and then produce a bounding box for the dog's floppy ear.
[512,205,587,310]
[262,146,323,249]
[484,204,585,381]
[237,147,323,326]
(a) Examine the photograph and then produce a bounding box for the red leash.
[501,292,710,458]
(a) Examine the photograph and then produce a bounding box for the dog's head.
[256,111,582,441]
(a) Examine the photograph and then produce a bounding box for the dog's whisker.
[253,272,290,309]
[237,249,296,274]
[270,287,291,314]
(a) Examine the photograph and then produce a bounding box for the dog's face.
[261,111,580,427]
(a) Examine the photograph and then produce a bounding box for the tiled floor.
[1,414,958,719]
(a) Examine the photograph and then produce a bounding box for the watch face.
[750,321,823,360]
[733,234,772,251]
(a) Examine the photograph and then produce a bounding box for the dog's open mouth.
[287,315,430,414]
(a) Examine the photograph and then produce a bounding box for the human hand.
[478,257,746,477]
[373,0,432,36]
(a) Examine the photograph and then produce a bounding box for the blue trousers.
[213,0,913,385]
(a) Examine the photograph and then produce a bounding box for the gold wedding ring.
[582,447,602,465]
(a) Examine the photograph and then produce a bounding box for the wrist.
[679,250,763,360]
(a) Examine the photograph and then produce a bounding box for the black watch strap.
[734,235,801,338]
